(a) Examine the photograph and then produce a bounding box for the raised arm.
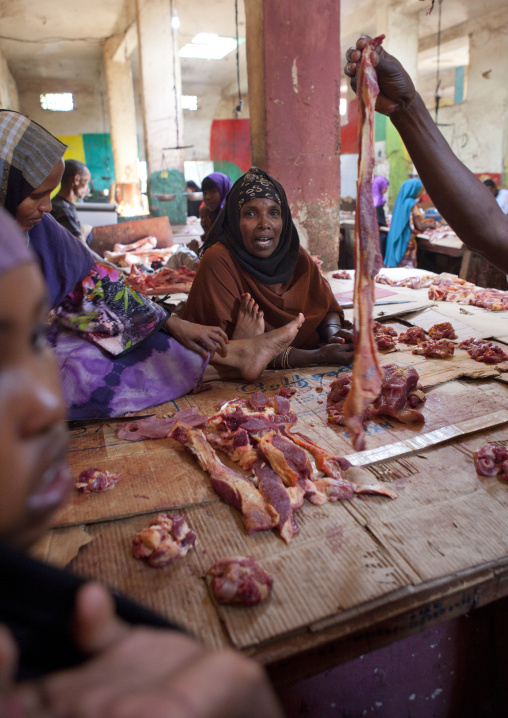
[345,36,508,273]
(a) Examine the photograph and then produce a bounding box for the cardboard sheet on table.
[65,513,227,650]
[55,440,218,526]
[367,490,508,582]
[66,497,417,651]
[384,346,508,389]
[335,286,398,302]
[402,307,493,341]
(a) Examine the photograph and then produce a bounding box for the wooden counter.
[39,272,508,685]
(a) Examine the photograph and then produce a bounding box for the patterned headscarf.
[200,166,300,285]
[201,172,233,221]
[0,207,34,276]
[237,167,281,210]
[0,110,66,218]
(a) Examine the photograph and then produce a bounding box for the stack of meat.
[376,273,435,290]
[127,264,196,295]
[327,364,426,428]
[118,390,396,546]
[427,273,508,312]
[104,237,175,268]
[459,338,508,364]
[373,321,397,351]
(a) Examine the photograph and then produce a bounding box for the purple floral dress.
[48,262,208,420]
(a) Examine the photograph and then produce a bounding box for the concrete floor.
[276,596,508,718]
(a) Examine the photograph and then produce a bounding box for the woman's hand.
[166,316,229,359]
[344,36,417,117]
[317,340,354,366]
[7,583,283,718]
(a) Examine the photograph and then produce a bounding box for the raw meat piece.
[75,468,121,493]
[113,236,157,253]
[428,322,457,340]
[277,385,297,398]
[373,321,397,337]
[169,423,278,534]
[342,465,398,500]
[287,432,355,500]
[208,556,273,606]
[327,364,426,427]
[127,265,196,295]
[459,338,508,364]
[343,35,385,452]
[375,334,396,352]
[132,512,196,568]
[207,397,297,436]
[412,339,455,359]
[251,457,300,544]
[427,273,508,312]
[473,443,508,481]
[117,408,207,441]
[258,432,326,506]
[207,428,258,470]
[332,270,352,280]
[398,327,427,345]
[376,273,435,289]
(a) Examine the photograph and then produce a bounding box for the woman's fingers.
[0,624,18,691]
[71,583,130,656]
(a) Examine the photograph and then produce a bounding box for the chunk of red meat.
[474,443,508,481]
[412,339,455,359]
[459,338,508,364]
[398,327,427,345]
[132,512,196,568]
[428,321,457,340]
[75,468,121,493]
[117,408,207,441]
[208,556,273,606]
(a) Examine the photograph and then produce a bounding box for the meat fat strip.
[169,422,278,534]
[343,35,385,452]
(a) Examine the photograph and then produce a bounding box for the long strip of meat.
[169,423,278,534]
[251,456,300,544]
[257,432,326,506]
[342,35,385,452]
[287,431,397,500]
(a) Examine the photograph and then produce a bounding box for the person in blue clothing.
[384,178,436,267]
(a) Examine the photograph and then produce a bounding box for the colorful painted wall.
[56,133,115,193]
[210,118,251,182]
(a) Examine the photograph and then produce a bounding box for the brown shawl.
[182,243,342,350]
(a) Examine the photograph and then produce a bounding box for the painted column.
[136,0,186,223]
[377,2,419,209]
[245,0,341,269]
[103,36,142,211]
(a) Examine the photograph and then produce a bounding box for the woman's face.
[203,185,221,214]
[0,262,70,548]
[239,198,283,259]
[16,159,65,232]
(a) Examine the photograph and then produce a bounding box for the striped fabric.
[0,110,66,216]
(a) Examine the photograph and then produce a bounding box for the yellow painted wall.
[51,135,86,197]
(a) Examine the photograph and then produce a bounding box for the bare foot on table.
[233,313,304,382]
[232,293,265,339]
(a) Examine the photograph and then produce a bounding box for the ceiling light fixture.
[179,33,244,60]
[171,8,180,30]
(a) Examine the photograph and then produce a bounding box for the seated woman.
[372,175,389,259]
[384,178,436,268]
[183,167,353,369]
[201,172,232,224]
[0,111,302,420]
[0,208,282,718]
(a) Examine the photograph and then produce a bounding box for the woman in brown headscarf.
[183,167,353,369]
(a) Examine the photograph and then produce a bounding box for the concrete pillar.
[377,2,419,208]
[245,0,341,269]
[136,0,186,224]
[103,36,142,211]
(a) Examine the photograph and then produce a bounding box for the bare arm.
[345,37,508,273]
